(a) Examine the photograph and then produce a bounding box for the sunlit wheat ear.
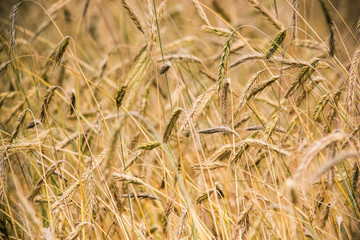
[294,131,345,181]
[313,93,330,120]
[138,141,161,150]
[201,25,232,37]
[235,69,265,115]
[180,85,216,132]
[162,200,174,234]
[347,46,360,109]
[112,173,144,185]
[115,85,127,109]
[9,3,20,53]
[40,86,60,123]
[177,207,188,237]
[9,108,29,143]
[121,0,145,34]
[192,0,210,25]
[217,36,232,93]
[282,59,320,101]
[247,0,283,30]
[264,29,286,60]
[65,222,93,240]
[45,36,71,71]
[222,78,230,125]
[197,126,239,137]
[192,161,227,170]
[232,203,252,239]
[109,180,124,213]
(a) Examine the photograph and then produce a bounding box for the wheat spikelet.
[124,150,144,170]
[159,60,171,75]
[247,76,279,102]
[0,60,12,76]
[162,200,174,234]
[9,3,20,53]
[247,0,283,30]
[27,160,64,201]
[103,127,120,177]
[180,85,216,132]
[0,142,43,152]
[9,109,29,143]
[138,141,161,151]
[197,126,239,137]
[40,86,60,123]
[265,112,279,137]
[45,36,71,70]
[112,172,144,185]
[232,203,253,239]
[264,29,286,59]
[294,131,345,181]
[110,180,124,213]
[201,25,232,37]
[292,0,299,39]
[65,222,92,240]
[217,36,232,93]
[231,54,309,69]
[241,139,290,156]
[177,207,188,237]
[208,144,232,162]
[222,78,230,125]
[120,192,160,200]
[192,0,210,25]
[347,46,360,109]
[313,93,330,120]
[195,189,214,204]
[115,85,127,109]
[231,132,258,164]
[192,161,227,170]
[69,89,76,115]
[235,70,265,115]
[121,0,145,34]
[140,81,152,115]
[163,108,182,143]
[245,125,286,133]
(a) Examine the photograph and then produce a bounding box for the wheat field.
[0,0,360,239]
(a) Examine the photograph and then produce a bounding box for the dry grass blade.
[121,0,145,34]
[245,125,286,133]
[294,131,345,181]
[163,107,182,143]
[180,85,217,132]
[160,54,202,63]
[264,29,286,59]
[247,0,283,30]
[197,126,239,137]
[312,151,360,182]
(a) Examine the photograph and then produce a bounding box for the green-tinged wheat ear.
[163,107,182,143]
[9,3,20,53]
[138,141,161,151]
[201,25,232,37]
[222,78,230,125]
[235,69,265,115]
[45,36,71,70]
[264,29,286,60]
[9,108,29,143]
[282,59,320,101]
[180,85,217,132]
[313,93,330,120]
[40,86,60,123]
[348,46,360,109]
[115,85,127,109]
[217,36,232,93]
[121,0,145,34]
[247,0,283,30]
[69,89,76,115]
[192,0,210,25]
[195,189,214,204]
